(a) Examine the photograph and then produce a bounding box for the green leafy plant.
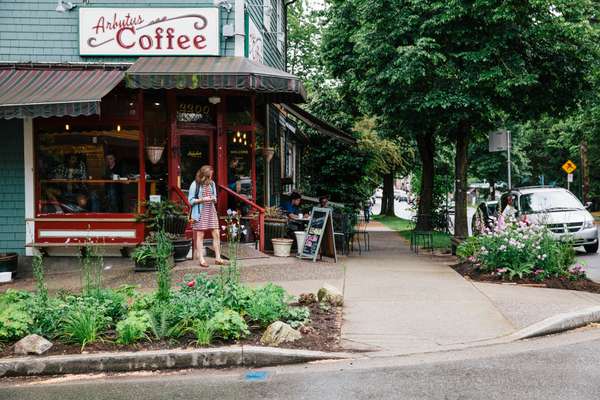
[32,254,48,302]
[131,242,156,265]
[284,306,310,329]
[61,306,111,350]
[246,284,288,327]
[208,309,249,340]
[80,243,104,296]
[155,230,174,301]
[136,200,186,231]
[147,303,185,340]
[0,294,32,342]
[188,320,214,346]
[116,311,151,345]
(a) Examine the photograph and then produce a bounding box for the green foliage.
[246,284,288,327]
[147,303,185,340]
[136,200,186,231]
[29,297,67,340]
[0,293,32,342]
[80,243,103,296]
[458,219,579,281]
[32,254,47,302]
[116,311,151,345]
[61,305,111,349]
[208,310,249,341]
[188,320,214,346]
[285,306,310,329]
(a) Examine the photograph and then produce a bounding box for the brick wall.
[0,120,25,254]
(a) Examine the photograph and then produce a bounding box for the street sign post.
[562,160,577,191]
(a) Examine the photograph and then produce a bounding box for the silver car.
[473,187,598,254]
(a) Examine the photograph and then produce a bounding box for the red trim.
[217,183,265,251]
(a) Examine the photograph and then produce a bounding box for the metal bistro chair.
[333,212,360,255]
[410,214,434,255]
[357,212,370,251]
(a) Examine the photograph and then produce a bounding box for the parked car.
[472,187,598,253]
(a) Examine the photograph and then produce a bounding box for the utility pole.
[507,130,512,189]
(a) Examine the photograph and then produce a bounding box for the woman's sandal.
[215,259,229,266]
[199,261,209,268]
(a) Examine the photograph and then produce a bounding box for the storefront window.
[36,124,140,214]
[226,96,252,126]
[144,91,169,201]
[227,130,253,201]
[176,96,216,127]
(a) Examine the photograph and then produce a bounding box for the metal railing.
[217,183,266,252]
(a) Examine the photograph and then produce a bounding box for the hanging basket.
[146,146,165,165]
[259,147,276,162]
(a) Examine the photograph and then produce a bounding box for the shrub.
[30,297,68,340]
[61,305,111,349]
[116,311,151,345]
[458,218,579,281]
[189,320,214,346]
[155,230,174,301]
[147,303,185,340]
[284,306,310,329]
[209,310,249,340]
[246,284,288,327]
[88,289,127,322]
[0,294,32,342]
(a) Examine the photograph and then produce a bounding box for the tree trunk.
[454,127,470,239]
[580,139,589,203]
[489,181,495,201]
[416,132,435,230]
[381,172,396,217]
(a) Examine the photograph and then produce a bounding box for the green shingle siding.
[0,0,236,62]
[0,120,25,254]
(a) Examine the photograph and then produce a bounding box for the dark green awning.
[125,57,306,103]
[281,103,356,144]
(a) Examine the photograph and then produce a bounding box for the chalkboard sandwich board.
[298,207,337,262]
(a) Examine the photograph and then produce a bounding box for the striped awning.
[0,68,124,119]
[126,57,306,103]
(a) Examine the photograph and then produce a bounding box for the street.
[3,328,600,400]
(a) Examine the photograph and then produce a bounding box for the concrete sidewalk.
[340,222,600,356]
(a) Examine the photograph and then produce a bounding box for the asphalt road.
[4,328,600,400]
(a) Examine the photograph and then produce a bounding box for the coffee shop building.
[0,1,354,255]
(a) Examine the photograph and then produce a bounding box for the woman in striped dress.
[188,165,226,268]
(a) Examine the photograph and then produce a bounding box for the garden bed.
[0,302,342,359]
[452,261,600,293]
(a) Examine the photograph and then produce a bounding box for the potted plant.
[263,206,288,252]
[272,238,294,257]
[137,200,192,263]
[132,232,175,272]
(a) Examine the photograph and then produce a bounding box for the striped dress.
[192,184,219,231]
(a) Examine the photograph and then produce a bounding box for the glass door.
[172,130,214,195]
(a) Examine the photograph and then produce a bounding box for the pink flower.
[187,280,195,288]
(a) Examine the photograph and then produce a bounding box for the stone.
[14,334,53,356]
[317,283,344,306]
[260,322,302,347]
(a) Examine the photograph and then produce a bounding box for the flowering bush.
[457,216,579,281]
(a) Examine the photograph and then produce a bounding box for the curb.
[0,346,352,378]
[509,306,600,340]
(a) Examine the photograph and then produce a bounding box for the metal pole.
[507,130,512,189]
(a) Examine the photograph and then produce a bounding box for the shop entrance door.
[171,129,215,196]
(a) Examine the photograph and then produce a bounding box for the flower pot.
[294,231,307,255]
[260,147,275,162]
[272,238,294,257]
[165,214,189,235]
[172,238,192,262]
[0,253,18,276]
[265,220,287,252]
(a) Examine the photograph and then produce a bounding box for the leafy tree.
[322,0,599,237]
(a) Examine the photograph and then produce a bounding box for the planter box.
[134,255,175,272]
[172,238,192,262]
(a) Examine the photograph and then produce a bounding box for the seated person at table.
[103,153,122,212]
[281,192,304,237]
[319,194,331,209]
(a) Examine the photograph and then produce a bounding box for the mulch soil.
[0,302,343,359]
[452,261,600,293]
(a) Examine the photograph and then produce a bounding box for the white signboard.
[489,129,508,152]
[79,8,220,56]
[248,18,264,64]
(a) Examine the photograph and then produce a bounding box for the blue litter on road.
[245,371,269,381]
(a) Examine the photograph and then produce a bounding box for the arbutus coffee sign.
[79,8,220,56]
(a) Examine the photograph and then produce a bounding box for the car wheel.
[584,242,599,254]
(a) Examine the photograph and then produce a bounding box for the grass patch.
[373,215,451,250]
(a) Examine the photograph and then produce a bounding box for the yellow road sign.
[562,160,577,174]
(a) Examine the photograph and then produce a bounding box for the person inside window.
[319,194,331,209]
[48,153,91,212]
[103,153,122,212]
